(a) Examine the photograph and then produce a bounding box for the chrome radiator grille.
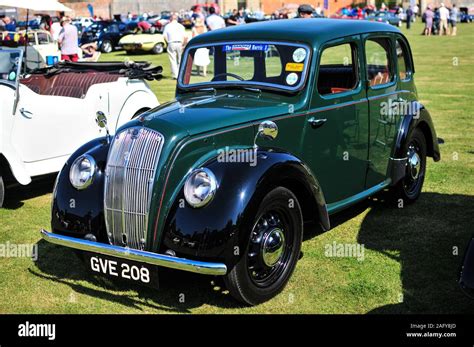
[104,127,164,250]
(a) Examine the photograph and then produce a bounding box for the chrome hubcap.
[261,228,285,267]
[407,146,421,180]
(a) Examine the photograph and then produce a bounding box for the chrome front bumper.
[40,230,227,276]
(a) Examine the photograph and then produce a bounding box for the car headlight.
[69,154,97,190]
[184,168,218,208]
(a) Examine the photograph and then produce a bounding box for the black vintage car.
[80,21,134,53]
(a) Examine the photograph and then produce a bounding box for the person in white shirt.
[438,3,450,35]
[206,7,226,31]
[163,13,188,79]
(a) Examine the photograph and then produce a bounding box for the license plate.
[82,252,159,288]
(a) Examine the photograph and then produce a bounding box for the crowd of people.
[422,3,459,36]
[0,2,466,75]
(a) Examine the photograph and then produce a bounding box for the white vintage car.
[0,48,161,207]
[1,30,62,70]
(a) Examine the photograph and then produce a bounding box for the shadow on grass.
[31,239,245,312]
[29,191,474,313]
[3,174,57,210]
[358,192,474,314]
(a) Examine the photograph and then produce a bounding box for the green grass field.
[0,21,473,313]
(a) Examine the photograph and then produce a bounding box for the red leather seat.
[21,72,120,98]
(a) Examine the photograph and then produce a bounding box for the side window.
[365,38,393,87]
[317,42,359,95]
[396,39,411,81]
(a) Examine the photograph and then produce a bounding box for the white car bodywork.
[0,49,159,200]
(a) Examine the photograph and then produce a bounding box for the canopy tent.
[0,0,72,12]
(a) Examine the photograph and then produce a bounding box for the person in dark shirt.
[406,7,413,29]
[227,9,244,26]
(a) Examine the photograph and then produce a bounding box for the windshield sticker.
[292,48,307,63]
[286,73,299,86]
[223,44,269,52]
[285,63,304,72]
[8,71,16,81]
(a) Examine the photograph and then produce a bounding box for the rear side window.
[396,39,411,80]
[317,43,359,95]
[365,38,393,87]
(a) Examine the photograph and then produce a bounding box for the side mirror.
[254,120,278,149]
[96,111,111,143]
[258,120,278,140]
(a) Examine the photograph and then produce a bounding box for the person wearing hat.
[58,16,79,62]
[438,3,450,35]
[298,4,314,18]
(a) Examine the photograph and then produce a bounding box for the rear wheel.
[101,40,113,53]
[224,187,303,305]
[0,175,4,208]
[152,43,164,54]
[390,128,427,203]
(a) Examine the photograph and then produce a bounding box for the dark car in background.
[80,21,133,53]
[366,11,402,26]
[460,7,474,22]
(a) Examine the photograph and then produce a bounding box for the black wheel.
[0,175,4,208]
[152,43,164,54]
[391,128,427,203]
[224,187,303,305]
[101,40,113,53]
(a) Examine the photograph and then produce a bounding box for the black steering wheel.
[211,72,245,82]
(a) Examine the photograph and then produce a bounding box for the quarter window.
[365,38,393,87]
[317,43,359,95]
[396,39,411,81]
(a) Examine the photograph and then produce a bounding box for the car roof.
[190,18,401,47]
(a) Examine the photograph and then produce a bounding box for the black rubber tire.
[152,43,164,54]
[224,187,303,305]
[390,128,427,204]
[0,175,4,208]
[101,40,113,53]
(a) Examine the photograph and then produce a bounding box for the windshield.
[0,50,22,87]
[179,42,311,92]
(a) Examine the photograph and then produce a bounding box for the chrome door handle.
[19,108,33,119]
[307,117,327,129]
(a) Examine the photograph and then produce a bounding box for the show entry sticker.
[285,63,304,72]
[223,44,270,52]
[286,73,299,86]
[292,48,307,63]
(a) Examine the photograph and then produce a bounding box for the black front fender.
[51,137,109,241]
[161,149,329,269]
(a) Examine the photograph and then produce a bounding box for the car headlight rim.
[69,154,97,190]
[184,168,218,208]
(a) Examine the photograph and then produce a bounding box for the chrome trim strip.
[40,230,227,276]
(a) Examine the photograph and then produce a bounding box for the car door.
[363,33,401,187]
[303,36,369,205]
[11,82,108,165]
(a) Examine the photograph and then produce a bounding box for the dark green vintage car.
[41,19,440,305]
